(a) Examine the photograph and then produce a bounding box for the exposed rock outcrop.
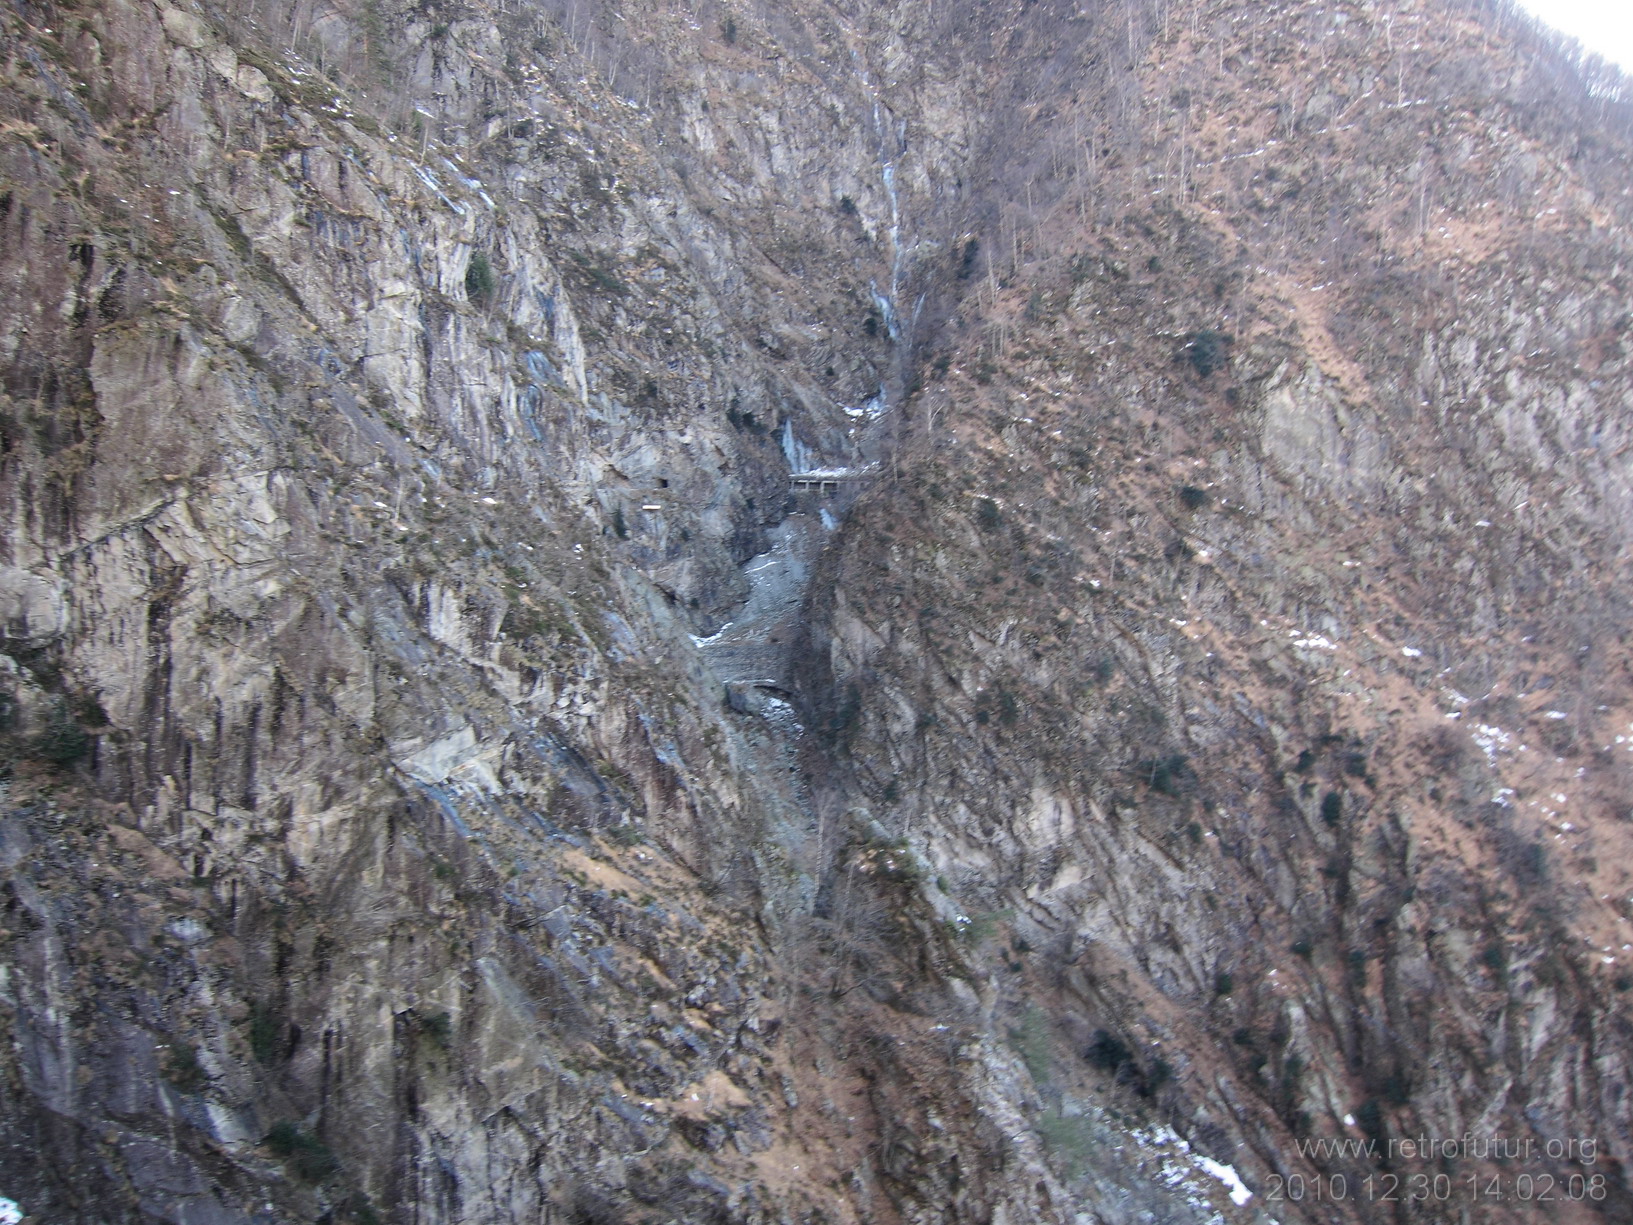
[1,0,1631,1221]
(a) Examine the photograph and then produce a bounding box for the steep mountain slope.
[0,0,1630,1221]
[807,0,1633,1218]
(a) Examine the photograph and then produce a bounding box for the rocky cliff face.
[1,0,1632,1221]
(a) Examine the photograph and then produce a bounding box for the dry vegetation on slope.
[804,0,1633,1217]
[2,0,1633,1221]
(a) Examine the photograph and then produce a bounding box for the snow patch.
[791,467,861,480]
[0,1197,21,1225]
[1291,633,1336,651]
[689,624,733,648]
[842,391,888,421]
[1196,1156,1254,1207]
[1471,724,1511,763]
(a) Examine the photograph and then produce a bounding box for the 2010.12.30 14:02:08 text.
[1265,1172,1609,1203]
